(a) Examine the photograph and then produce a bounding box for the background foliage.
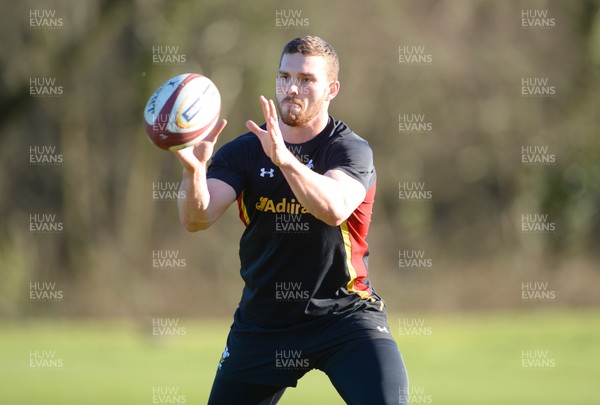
[1,1,599,403]
[1,0,599,317]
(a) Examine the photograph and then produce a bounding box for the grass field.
[1,310,598,404]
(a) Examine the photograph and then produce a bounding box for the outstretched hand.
[172,119,227,171]
[246,96,294,167]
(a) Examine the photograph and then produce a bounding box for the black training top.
[207,116,382,327]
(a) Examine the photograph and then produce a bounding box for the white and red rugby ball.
[144,73,221,151]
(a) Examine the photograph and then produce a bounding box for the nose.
[287,81,299,96]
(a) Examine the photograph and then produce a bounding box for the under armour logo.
[260,168,275,178]
[221,346,230,360]
[376,326,389,333]
[218,346,230,370]
[306,159,314,169]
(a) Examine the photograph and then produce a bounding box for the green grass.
[397,310,599,405]
[0,310,598,404]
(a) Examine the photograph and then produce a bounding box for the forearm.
[178,164,214,231]
[279,159,349,226]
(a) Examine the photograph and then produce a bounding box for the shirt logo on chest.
[259,167,275,178]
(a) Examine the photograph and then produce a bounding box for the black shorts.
[215,305,397,387]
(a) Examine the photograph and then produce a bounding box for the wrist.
[274,148,296,169]
[183,161,207,177]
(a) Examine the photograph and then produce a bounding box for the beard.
[277,94,326,127]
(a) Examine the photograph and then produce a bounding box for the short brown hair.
[280,36,339,81]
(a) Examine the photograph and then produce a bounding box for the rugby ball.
[144,73,221,151]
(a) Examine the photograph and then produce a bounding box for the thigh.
[207,372,286,405]
[324,338,409,405]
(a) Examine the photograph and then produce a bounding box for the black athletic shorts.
[215,305,397,387]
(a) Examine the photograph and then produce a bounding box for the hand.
[246,96,294,167]
[173,119,227,171]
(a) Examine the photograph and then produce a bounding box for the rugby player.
[175,35,409,404]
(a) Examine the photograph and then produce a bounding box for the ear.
[325,80,340,101]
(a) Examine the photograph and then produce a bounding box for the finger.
[259,95,269,122]
[264,99,280,143]
[246,120,266,137]
[172,148,188,158]
[259,96,277,141]
[263,97,275,125]
[171,146,198,169]
[203,118,227,144]
[268,98,278,121]
[268,120,278,144]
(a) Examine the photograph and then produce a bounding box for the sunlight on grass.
[1,311,598,404]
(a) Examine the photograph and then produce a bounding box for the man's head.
[276,36,340,127]
[280,35,339,81]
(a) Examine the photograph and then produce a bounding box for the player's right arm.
[173,119,237,231]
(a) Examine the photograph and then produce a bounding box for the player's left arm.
[246,96,366,226]
[280,163,366,226]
